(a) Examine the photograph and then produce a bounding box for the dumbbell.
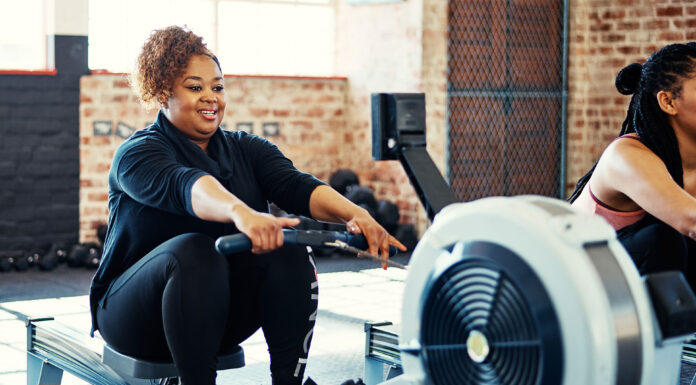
[0,251,31,272]
[345,185,378,214]
[0,253,12,272]
[375,200,400,233]
[84,244,102,269]
[329,169,360,196]
[38,243,69,271]
[394,224,419,252]
[67,242,102,268]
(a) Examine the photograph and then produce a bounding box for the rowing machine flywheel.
[389,196,694,385]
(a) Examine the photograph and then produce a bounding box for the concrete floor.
[3,252,696,385]
[0,253,410,385]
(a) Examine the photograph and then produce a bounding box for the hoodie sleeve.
[110,135,208,216]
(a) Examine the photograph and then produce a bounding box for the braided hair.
[568,42,696,203]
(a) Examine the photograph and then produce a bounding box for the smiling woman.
[161,55,226,151]
[89,25,404,385]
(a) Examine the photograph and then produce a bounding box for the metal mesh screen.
[447,0,567,201]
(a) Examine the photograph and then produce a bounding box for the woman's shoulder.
[114,125,171,158]
[218,129,276,149]
[605,133,652,156]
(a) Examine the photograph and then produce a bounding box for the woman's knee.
[165,233,229,277]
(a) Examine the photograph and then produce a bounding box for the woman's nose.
[202,89,217,102]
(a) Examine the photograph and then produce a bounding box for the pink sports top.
[572,135,646,230]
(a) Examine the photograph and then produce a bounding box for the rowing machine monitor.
[371,93,458,221]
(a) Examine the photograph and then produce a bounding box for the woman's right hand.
[230,205,301,254]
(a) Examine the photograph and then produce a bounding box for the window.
[88,0,216,73]
[88,0,335,76]
[0,0,52,71]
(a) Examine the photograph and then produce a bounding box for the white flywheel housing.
[394,196,684,385]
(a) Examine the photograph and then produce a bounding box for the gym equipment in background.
[66,242,101,269]
[329,169,360,196]
[38,243,69,271]
[369,93,696,385]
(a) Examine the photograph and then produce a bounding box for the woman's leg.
[221,245,319,385]
[96,233,230,385]
[617,218,688,276]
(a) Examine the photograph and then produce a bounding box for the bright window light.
[88,0,334,76]
[88,0,216,73]
[0,0,50,70]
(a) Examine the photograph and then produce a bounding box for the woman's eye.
[188,86,202,91]
[214,85,224,92]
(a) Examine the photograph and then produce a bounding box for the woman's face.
[674,76,696,133]
[162,55,226,149]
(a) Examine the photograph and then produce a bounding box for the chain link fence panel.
[447,0,567,201]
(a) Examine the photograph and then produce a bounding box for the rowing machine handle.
[215,229,398,257]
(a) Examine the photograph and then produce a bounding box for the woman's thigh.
[618,220,688,275]
[221,245,318,348]
[96,233,230,360]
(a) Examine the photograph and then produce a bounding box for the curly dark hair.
[131,25,221,109]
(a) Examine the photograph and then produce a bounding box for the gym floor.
[3,252,696,385]
[0,252,411,385]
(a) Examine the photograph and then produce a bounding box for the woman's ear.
[657,90,678,115]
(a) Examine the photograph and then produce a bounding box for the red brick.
[113,79,130,88]
[656,5,683,17]
[84,206,108,216]
[273,109,291,117]
[629,8,652,17]
[317,95,337,103]
[643,20,670,30]
[91,136,111,146]
[602,33,626,43]
[617,21,640,31]
[87,192,108,202]
[659,31,685,41]
[290,121,313,130]
[602,10,625,19]
[249,108,269,117]
[617,46,640,55]
[303,107,325,118]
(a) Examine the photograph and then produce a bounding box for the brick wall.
[566,0,696,196]
[0,35,88,253]
[79,75,347,243]
[335,0,431,231]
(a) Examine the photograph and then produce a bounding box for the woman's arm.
[592,138,696,239]
[309,185,407,266]
[191,174,300,253]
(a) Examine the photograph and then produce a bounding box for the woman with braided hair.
[569,42,696,286]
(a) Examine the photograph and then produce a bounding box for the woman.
[569,42,696,285]
[89,26,405,385]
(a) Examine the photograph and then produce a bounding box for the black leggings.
[95,233,318,385]
[617,215,691,286]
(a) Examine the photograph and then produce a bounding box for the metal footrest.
[103,344,245,380]
[27,317,245,385]
[364,321,402,385]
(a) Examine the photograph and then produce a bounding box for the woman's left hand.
[345,209,407,269]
